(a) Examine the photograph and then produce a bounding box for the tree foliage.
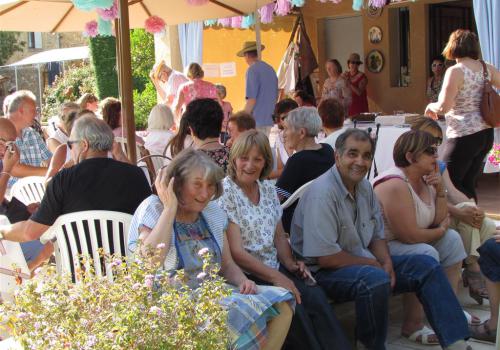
[89,36,118,99]
[0,32,25,66]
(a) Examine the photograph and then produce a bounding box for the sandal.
[463,310,481,326]
[469,319,496,343]
[462,269,488,305]
[402,325,440,345]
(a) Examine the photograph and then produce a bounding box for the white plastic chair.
[0,216,30,302]
[10,176,46,205]
[42,211,133,281]
[280,180,313,210]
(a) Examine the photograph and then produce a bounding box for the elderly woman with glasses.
[218,130,350,350]
[276,107,334,234]
[343,53,369,116]
[372,130,472,345]
[128,149,294,350]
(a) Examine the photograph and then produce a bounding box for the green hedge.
[89,36,118,99]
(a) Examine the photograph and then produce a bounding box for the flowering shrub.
[0,246,230,350]
[488,143,500,166]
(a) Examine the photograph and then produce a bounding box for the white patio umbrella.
[0,0,272,160]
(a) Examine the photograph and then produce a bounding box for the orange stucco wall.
[202,16,295,112]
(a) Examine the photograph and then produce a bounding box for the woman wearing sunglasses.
[343,53,369,117]
[372,130,471,345]
[426,57,446,103]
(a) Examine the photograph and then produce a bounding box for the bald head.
[0,118,17,141]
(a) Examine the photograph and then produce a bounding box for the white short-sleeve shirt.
[218,177,282,270]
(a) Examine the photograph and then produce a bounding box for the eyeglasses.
[349,61,362,65]
[66,140,81,150]
[432,63,444,68]
[423,146,439,156]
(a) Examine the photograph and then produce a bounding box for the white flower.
[197,272,207,280]
[132,282,142,290]
[156,242,166,249]
[197,247,209,256]
[149,306,163,316]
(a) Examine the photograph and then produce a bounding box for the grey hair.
[163,148,224,200]
[335,129,374,155]
[71,115,114,152]
[215,84,227,99]
[7,90,36,114]
[285,106,322,137]
[147,104,174,131]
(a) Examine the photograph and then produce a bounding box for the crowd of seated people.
[1,35,500,349]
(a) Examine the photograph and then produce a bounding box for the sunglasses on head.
[423,145,439,156]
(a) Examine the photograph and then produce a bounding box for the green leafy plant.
[133,82,157,130]
[0,32,25,66]
[1,246,230,350]
[41,63,97,121]
[89,36,119,99]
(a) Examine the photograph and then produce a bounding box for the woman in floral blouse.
[218,130,350,350]
[321,59,351,115]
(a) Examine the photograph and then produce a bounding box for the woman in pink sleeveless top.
[345,53,369,116]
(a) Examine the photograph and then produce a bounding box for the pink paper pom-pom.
[275,0,292,16]
[186,0,209,5]
[145,16,166,34]
[84,20,99,38]
[369,0,386,8]
[230,16,243,28]
[96,0,118,21]
[217,18,232,27]
[259,3,275,24]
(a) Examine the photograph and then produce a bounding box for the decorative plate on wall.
[367,5,383,19]
[368,26,382,44]
[366,50,384,73]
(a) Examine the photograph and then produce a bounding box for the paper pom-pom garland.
[275,0,292,16]
[369,0,386,7]
[242,14,255,28]
[186,0,209,5]
[204,19,217,27]
[145,16,166,34]
[217,17,232,27]
[230,16,243,28]
[291,0,306,6]
[352,0,364,10]
[72,0,113,11]
[96,0,118,21]
[98,17,113,36]
[84,20,99,37]
[259,3,275,24]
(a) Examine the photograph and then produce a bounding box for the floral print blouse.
[445,63,491,138]
[201,146,229,174]
[218,177,282,270]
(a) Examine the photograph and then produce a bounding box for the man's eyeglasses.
[66,140,80,150]
[432,63,444,68]
[423,146,439,156]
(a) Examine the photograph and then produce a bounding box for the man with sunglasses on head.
[0,116,151,249]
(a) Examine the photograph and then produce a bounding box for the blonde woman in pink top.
[173,63,218,119]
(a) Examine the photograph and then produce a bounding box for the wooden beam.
[50,4,74,33]
[0,1,27,16]
[139,1,151,17]
[209,0,244,16]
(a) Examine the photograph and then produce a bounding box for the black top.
[276,143,335,233]
[31,158,152,226]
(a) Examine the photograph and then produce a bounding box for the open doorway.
[428,0,476,63]
[324,16,364,74]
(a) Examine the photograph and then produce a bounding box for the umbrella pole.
[117,0,136,163]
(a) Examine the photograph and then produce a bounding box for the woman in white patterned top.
[425,29,500,201]
[218,130,351,350]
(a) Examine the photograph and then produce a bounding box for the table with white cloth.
[339,119,447,179]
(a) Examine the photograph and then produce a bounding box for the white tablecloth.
[340,122,446,179]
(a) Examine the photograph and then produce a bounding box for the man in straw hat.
[237,41,278,136]
[149,60,188,106]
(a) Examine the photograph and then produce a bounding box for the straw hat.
[236,41,265,57]
[152,60,167,79]
[347,53,363,65]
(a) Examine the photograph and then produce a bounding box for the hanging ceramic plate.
[366,50,384,73]
[368,26,382,44]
